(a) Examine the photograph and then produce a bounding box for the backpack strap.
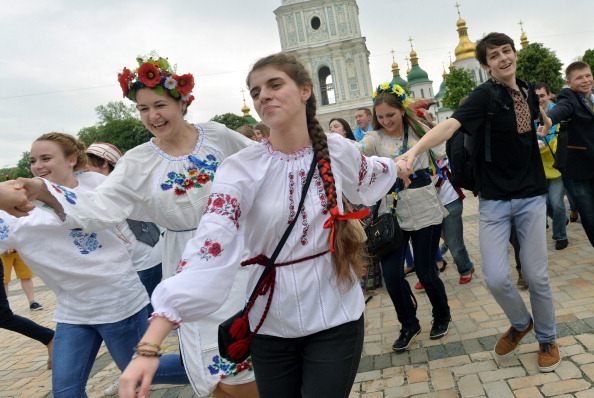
[484,83,501,162]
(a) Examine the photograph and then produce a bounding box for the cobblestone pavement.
[2,195,594,397]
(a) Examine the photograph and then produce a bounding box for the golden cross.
[390,49,396,62]
[518,20,525,33]
[454,3,461,18]
[240,88,247,104]
[408,37,414,51]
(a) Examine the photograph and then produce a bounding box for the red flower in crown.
[138,62,161,87]
[174,73,195,96]
[118,67,135,97]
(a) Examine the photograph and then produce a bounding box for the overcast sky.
[1,0,592,167]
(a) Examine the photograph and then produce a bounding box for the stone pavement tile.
[452,359,497,377]
[581,363,594,382]
[406,368,429,383]
[428,354,471,369]
[572,353,594,365]
[513,386,544,398]
[507,372,560,389]
[430,368,455,391]
[384,381,430,398]
[478,366,526,383]
[540,379,591,396]
[575,333,594,350]
[576,388,594,398]
[361,392,383,398]
[457,374,484,398]
[410,348,429,364]
[554,360,583,380]
[411,391,459,398]
[483,380,515,398]
[355,370,382,383]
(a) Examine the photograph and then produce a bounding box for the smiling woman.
[17,54,258,398]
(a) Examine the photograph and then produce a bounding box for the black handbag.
[218,155,317,363]
[365,183,404,263]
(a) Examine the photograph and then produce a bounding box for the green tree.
[210,113,251,131]
[517,43,564,93]
[443,68,477,111]
[77,101,151,153]
[0,152,33,180]
[581,49,594,73]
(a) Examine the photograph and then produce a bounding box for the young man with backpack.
[399,32,560,372]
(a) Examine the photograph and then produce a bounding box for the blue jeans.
[250,315,364,398]
[442,198,474,276]
[546,177,567,241]
[381,223,450,331]
[137,263,163,314]
[52,307,188,397]
[563,176,594,247]
[479,195,556,343]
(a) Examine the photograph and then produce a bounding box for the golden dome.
[241,103,251,117]
[391,61,400,76]
[454,17,476,61]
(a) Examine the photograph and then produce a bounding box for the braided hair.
[247,53,365,286]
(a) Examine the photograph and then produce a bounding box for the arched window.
[318,66,336,105]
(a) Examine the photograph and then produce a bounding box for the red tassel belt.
[226,251,329,359]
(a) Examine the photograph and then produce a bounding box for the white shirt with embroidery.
[152,133,398,338]
[0,172,148,324]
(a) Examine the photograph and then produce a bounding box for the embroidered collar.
[149,124,205,161]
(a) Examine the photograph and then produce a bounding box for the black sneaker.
[555,239,568,250]
[392,325,421,351]
[29,301,43,311]
[429,319,450,340]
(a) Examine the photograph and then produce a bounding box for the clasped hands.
[0,178,44,217]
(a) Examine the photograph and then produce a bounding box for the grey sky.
[1,0,592,167]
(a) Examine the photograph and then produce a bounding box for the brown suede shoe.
[494,319,534,357]
[538,342,561,372]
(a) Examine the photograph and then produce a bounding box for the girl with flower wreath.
[0,133,191,397]
[357,83,452,352]
[113,53,407,398]
[17,55,258,397]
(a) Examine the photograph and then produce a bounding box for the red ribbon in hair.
[323,206,370,252]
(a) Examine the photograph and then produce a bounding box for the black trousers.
[250,314,364,398]
[0,262,54,345]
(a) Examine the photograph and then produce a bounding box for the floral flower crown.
[118,54,195,105]
[372,83,411,108]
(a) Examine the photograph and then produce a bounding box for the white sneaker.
[104,380,119,396]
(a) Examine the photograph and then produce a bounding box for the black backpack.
[445,84,501,193]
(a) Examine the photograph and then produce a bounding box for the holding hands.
[0,180,35,217]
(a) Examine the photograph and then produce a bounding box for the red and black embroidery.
[204,193,241,230]
[313,173,328,215]
[175,259,188,274]
[357,154,368,191]
[199,239,224,261]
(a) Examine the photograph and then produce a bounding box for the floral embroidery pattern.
[175,259,188,274]
[313,173,328,215]
[287,169,311,245]
[69,229,102,254]
[298,169,310,246]
[208,355,253,380]
[52,184,77,205]
[204,193,241,229]
[160,154,219,195]
[288,172,296,224]
[0,218,9,241]
[358,155,368,191]
[198,239,223,260]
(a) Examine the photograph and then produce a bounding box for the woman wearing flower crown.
[113,53,407,398]
[0,133,193,397]
[358,83,451,351]
[17,55,258,397]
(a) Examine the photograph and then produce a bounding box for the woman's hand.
[394,158,412,185]
[0,181,35,217]
[119,356,160,398]
[14,178,65,216]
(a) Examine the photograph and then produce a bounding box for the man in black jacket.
[542,61,594,246]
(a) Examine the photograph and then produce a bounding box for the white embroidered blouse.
[151,133,398,338]
[0,172,148,324]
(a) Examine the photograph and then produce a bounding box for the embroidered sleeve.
[0,217,11,242]
[203,193,241,230]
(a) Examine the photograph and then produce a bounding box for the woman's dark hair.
[247,53,364,286]
[87,153,115,173]
[329,118,356,140]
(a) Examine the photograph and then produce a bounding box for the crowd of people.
[0,30,593,397]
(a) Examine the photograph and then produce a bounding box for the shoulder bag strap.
[246,154,317,304]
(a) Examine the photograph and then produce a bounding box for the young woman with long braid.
[117,53,407,398]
